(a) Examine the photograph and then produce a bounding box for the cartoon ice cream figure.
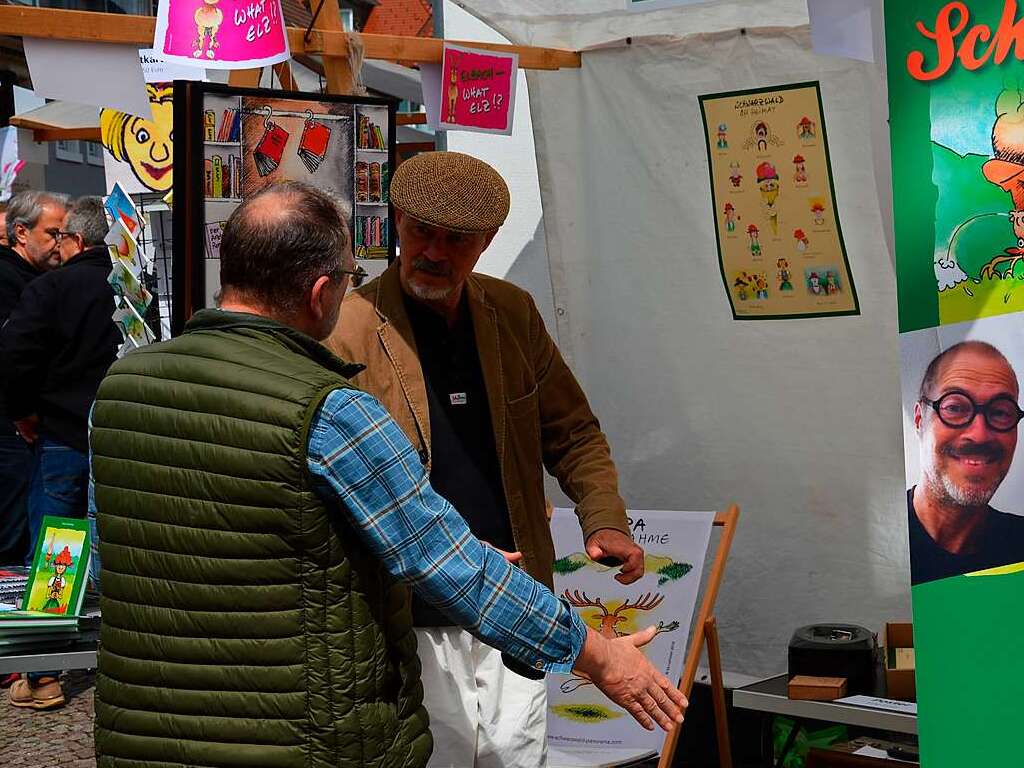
[793,228,809,253]
[724,202,737,233]
[193,0,223,60]
[747,224,761,257]
[808,271,824,295]
[729,162,742,188]
[824,270,840,295]
[777,257,794,291]
[757,161,781,236]
[811,201,826,226]
[798,116,816,141]
[43,544,74,613]
[793,154,808,185]
[717,123,729,150]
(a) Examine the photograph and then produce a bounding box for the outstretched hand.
[586,528,644,584]
[574,626,688,732]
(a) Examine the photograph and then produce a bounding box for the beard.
[921,435,1008,508]
[406,258,456,300]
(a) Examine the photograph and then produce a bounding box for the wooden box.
[883,622,916,702]
[787,674,848,701]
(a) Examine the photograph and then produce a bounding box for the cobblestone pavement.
[0,670,96,767]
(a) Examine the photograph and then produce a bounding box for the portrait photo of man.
[909,340,1024,585]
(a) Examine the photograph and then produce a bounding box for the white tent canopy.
[452,0,810,50]
[451,0,905,677]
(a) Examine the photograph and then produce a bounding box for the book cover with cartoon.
[21,516,90,617]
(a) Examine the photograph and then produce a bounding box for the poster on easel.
[700,82,859,320]
[886,3,1024,766]
[173,82,396,332]
[545,509,713,768]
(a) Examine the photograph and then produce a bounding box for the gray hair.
[64,196,110,247]
[6,190,69,245]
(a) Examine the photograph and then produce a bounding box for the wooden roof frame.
[0,5,580,70]
[2,4,579,141]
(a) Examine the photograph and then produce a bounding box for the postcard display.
[173,83,396,328]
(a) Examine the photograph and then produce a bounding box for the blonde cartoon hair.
[100,83,173,162]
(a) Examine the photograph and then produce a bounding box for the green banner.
[887,2,1024,764]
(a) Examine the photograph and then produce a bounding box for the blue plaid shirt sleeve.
[307,387,587,673]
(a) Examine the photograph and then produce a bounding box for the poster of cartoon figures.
[545,509,713,765]
[700,82,859,320]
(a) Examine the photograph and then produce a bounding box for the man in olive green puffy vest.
[90,181,686,768]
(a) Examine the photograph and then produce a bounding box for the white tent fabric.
[455,3,908,676]
[452,0,809,50]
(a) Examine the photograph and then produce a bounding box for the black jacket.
[0,246,122,452]
[0,244,42,432]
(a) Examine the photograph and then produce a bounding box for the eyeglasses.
[921,392,1024,432]
[53,231,78,243]
[334,265,368,288]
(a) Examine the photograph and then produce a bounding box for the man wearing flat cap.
[327,152,642,768]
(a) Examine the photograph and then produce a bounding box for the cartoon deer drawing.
[559,590,680,693]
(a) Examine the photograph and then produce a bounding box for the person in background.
[328,152,643,768]
[0,191,67,567]
[90,181,685,767]
[4,196,119,711]
[0,202,8,247]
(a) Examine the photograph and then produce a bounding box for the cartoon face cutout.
[100,84,174,193]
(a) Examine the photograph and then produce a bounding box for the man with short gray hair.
[0,190,67,566]
[5,190,68,272]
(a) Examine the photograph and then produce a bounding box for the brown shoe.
[9,676,64,710]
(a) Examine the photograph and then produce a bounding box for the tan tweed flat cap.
[391,151,510,233]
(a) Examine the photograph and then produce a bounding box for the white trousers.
[416,627,549,768]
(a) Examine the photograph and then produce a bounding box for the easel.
[655,505,740,768]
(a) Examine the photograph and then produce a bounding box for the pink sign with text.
[154,0,290,70]
[438,43,517,135]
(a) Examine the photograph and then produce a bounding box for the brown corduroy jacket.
[325,263,629,589]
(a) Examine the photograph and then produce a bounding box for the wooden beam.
[0,6,581,70]
[228,68,263,88]
[310,0,354,95]
[396,113,427,125]
[272,61,298,91]
[33,127,102,142]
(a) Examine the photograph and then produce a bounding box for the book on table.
[0,517,91,638]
